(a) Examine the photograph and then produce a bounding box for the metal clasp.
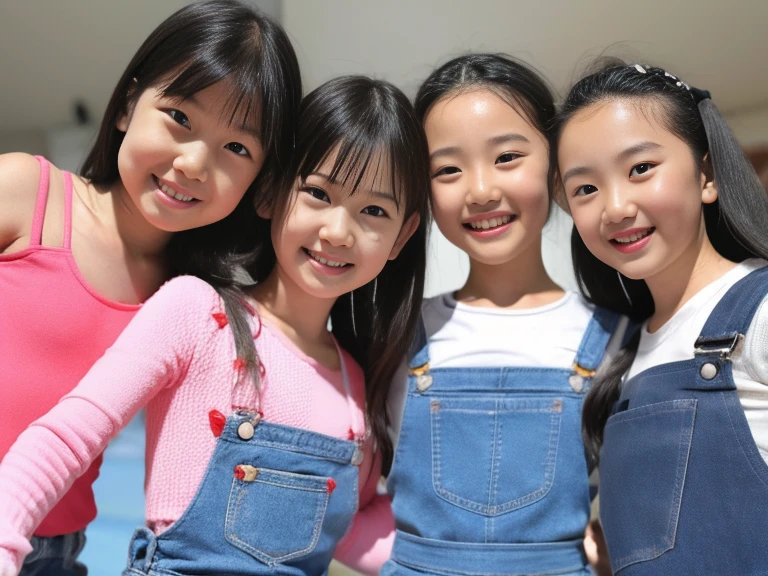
[693,333,743,359]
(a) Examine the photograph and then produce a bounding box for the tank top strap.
[28,156,75,249]
[29,156,52,246]
[62,171,74,250]
[572,306,622,374]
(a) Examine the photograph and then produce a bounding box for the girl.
[555,61,768,574]
[383,54,621,576]
[0,75,430,576]
[0,1,300,573]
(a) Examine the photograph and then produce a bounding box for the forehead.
[558,99,678,161]
[424,89,539,144]
[313,145,394,193]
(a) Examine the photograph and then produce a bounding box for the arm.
[333,450,395,576]
[0,276,214,575]
[0,153,45,253]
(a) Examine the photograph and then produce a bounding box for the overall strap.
[29,156,51,246]
[573,307,622,373]
[696,266,768,352]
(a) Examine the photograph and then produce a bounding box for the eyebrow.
[309,172,397,203]
[184,94,261,140]
[429,133,530,162]
[561,141,663,184]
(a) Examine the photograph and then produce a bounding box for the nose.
[602,182,637,224]
[318,207,355,247]
[466,165,502,206]
[173,141,209,183]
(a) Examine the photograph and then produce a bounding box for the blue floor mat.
[80,414,145,573]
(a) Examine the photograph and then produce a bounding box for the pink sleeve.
[334,449,395,575]
[0,276,214,575]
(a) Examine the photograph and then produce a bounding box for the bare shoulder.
[0,153,45,252]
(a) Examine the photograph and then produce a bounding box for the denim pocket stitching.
[430,399,562,516]
[224,469,329,565]
[603,399,696,571]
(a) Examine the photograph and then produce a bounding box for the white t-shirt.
[627,259,768,461]
[388,291,624,445]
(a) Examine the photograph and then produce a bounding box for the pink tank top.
[0,157,140,536]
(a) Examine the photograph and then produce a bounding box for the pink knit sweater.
[0,276,394,576]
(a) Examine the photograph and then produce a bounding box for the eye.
[362,205,389,218]
[166,109,190,129]
[225,142,250,157]
[496,152,521,164]
[432,165,461,178]
[302,186,330,203]
[574,184,598,196]
[629,163,655,178]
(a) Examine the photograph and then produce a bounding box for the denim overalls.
[123,350,363,576]
[599,266,768,575]
[383,307,621,576]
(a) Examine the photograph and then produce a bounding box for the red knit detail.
[234,465,245,480]
[347,428,356,440]
[208,410,226,437]
[258,360,266,378]
[253,314,262,339]
[326,478,336,494]
[233,358,246,371]
[212,312,228,328]
[243,301,256,316]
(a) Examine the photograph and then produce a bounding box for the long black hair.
[240,76,431,472]
[551,60,768,462]
[79,0,301,364]
[415,53,557,200]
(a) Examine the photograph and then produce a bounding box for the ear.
[700,153,718,205]
[388,213,420,260]
[256,200,273,220]
[116,79,139,133]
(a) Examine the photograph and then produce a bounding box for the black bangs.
[81,0,300,198]
[292,76,429,217]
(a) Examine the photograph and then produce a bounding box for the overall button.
[568,374,584,392]
[238,421,255,440]
[700,362,718,380]
[351,447,364,466]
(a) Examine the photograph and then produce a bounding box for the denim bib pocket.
[225,467,330,565]
[429,396,562,516]
[600,399,697,573]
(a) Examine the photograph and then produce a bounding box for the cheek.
[430,183,465,229]
[505,167,550,218]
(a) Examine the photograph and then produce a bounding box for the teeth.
[468,215,512,230]
[307,249,347,268]
[614,230,651,244]
[159,181,194,202]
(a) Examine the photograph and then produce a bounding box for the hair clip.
[630,64,711,104]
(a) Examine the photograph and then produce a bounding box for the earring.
[617,271,633,307]
[350,290,357,337]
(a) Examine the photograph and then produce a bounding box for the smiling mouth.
[154,176,199,203]
[463,215,515,230]
[610,228,655,245]
[303,248,351,268]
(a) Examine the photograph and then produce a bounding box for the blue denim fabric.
[599,266,768,575]
[385,308,620,575]
[20,532,87,576]
[122,412,360,576]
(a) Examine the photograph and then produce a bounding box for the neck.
[645,219,736,332]
[249,264,336,345]
[93,179,174,258]
[456,238,562,308]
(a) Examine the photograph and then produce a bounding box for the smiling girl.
[555,61,768,575]
[383,54,622,576]
[0,75,430,576]
[0,2,300,574]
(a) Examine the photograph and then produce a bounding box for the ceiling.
[1,0,766,131]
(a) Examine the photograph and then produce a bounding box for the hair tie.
[630,64,710,104]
